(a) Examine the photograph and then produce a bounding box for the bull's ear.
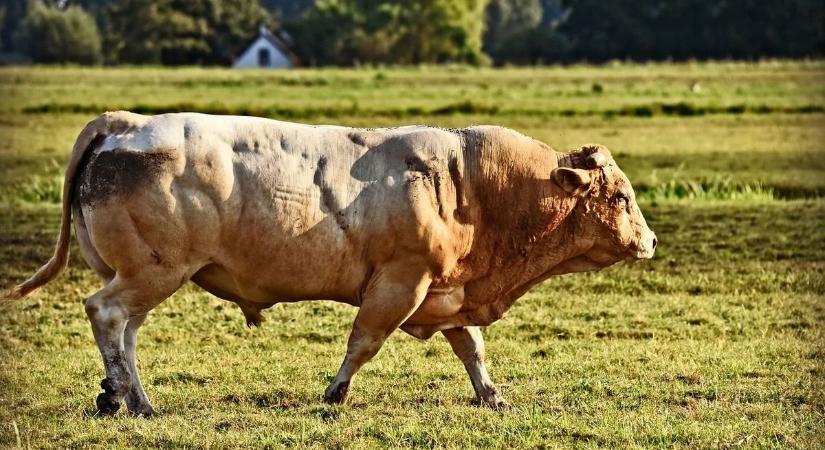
[552,167,591,194]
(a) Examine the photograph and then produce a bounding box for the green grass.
[636,177,776,202]
[1,61,824,449]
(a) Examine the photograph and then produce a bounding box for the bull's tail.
[1,111,137,304]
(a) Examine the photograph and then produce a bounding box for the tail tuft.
[1,287,24,305]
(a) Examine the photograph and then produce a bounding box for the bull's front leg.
[324,258,432,404]
[442,326,508,409]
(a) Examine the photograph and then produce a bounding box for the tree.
[480,0,824,64]
[0,5,5,49]
[287,0,489,66]
[260,0,314,20]
[1,0,26,53]
[106,0,271,65]
[15,3,102,64]
[284,0,358,66]
[483,0,542,61]
[394,0,490,64]
[556,0,825,61]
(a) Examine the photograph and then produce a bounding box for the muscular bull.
[2,112,656,415]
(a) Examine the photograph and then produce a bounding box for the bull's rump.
[78,113,465,305]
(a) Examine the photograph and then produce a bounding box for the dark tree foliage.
[1,0,26,53]
[70,0,117,30]
[106,0,271,65]
[15,3,102,64]
[3,0,823,65]
[260,0,314,19]
[479,0,570,64]
[0,6,5,49]
[286,0,489,66]
[484,0,542,60]
[554,0,825,61]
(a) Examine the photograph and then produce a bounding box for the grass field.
[1,61,824,448]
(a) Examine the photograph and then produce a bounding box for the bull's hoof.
[479,395,510,410]
[323,380,350,405]
[96,392,121,416]
[128,405,156,417]
[125,393,156,417]
[476,388,510,410]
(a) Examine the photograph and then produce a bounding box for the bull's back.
[213,116,466,300]
[80,113,464,303]
[208,115,382,300]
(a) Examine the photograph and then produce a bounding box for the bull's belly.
[192,261,469,328]
[191,262,358,306]
[195,217,372,305]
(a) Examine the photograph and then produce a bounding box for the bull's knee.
[85,294,127,322]
[84,295,100,318]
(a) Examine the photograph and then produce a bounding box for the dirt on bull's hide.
[78,148,174,207]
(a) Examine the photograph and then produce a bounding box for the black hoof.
[323,381,349,404]
[126,396,156,417]
[128,405,156,417]
[96,392,121,415]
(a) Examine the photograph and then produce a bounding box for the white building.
[233,26,295,69]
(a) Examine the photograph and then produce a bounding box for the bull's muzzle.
[635,232,657,259]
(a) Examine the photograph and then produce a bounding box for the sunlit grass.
[637,177,775,202]
[1,201,823,449]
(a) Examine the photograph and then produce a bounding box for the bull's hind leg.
[85,267,185,415]
[442,326,508,409]
[123,314,154,416]
[324,259,431,404]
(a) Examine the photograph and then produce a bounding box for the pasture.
[1,61,824,448]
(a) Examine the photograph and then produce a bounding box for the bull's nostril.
[652,237,658,249]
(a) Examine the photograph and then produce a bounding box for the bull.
[2,112,656,415]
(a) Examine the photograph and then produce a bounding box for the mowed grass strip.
[2,61,823,115]
[19,99,825,118]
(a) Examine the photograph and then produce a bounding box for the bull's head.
[552,144,657,267]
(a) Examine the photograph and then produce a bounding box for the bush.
[15,4,102,65]
[106,0,271,66]
[287,0,490,66]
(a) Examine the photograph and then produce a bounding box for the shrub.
[14,174,63,204]
[15,4,102,65]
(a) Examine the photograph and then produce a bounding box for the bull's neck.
[456,128,583,297]
[461,127,561,224]
[462,210,581,299]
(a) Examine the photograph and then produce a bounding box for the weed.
[637,177,775,202]
[12,174,63,204]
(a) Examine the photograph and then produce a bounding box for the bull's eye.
[614,193,629,211]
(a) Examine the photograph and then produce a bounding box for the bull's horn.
[586,152,607,169]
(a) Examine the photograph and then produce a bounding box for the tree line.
[2,0,823,66]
